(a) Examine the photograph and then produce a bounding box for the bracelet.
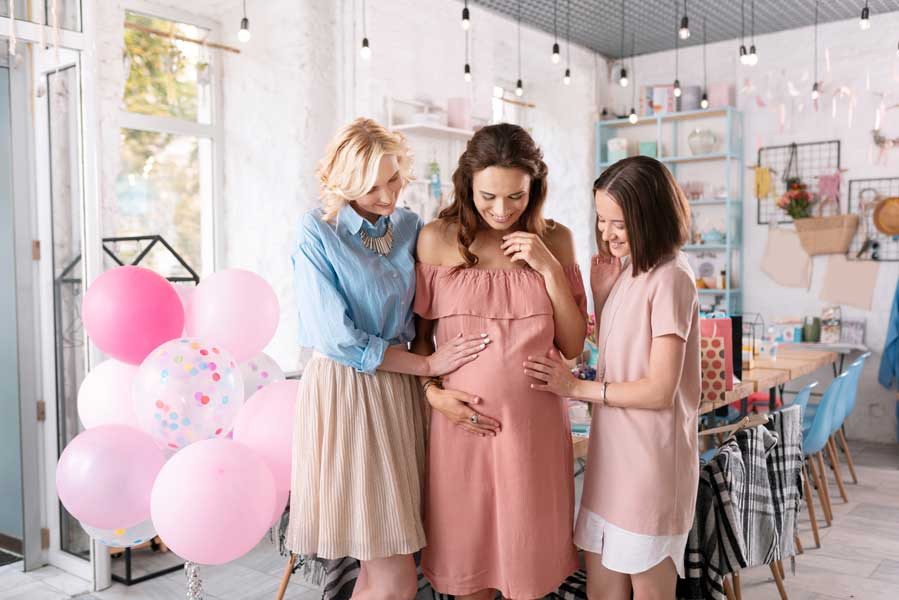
[422,377,443,394]
[601,381,608,405]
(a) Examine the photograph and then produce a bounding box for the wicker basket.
[793,214,859,255]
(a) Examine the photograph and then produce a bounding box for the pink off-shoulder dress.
[414,263,587,599]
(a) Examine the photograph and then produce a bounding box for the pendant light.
[552,0,561,63]
[739,0,748,65]
[237,0,250,43]
[464,29,472,82]
[679,0,690,40]
[673,0,681,97]
[618,0,628,87]
[811,0,819,100]
[563,0,572,84]
[700,16,708,109]
[748,0,758,66]
[629,108,638,124]
[860,1,871,31]
[516,0,524,96]
[360,0,371,60]
[462,0,471,30]
[628,32,638,123]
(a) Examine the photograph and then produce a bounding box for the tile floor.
[1,440,896,600]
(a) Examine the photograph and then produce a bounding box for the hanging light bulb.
[896,40,899,58]
[516,78,524,97]
[673,79,682,97]
[552,42,561,64]
[811,81,819,100]
[748,44,758,66]
[628,108,638,124]
[464,63,472,82]
[237,0,250,42]
[860,3,870,30]
[564,68,571,85]
[679,15,690,39]
[619,67,629,87]
[700,92,709,109]
[462,1,471,30]
[360,37,371,60]
[739,44,748,65]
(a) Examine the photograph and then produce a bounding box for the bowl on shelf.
[700,230,726,245]
[687,128,719,155]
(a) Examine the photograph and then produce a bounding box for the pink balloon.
[56,425,166,529]
[185,269,279,363]
[82,266,184,365]
[173,285,197,336]
[77,360,139,430]
[150,439,275,565]
[232,380,298,491]
[271,488,289,528]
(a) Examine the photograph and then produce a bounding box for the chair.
[786,382,823,548]
[833,352,871,485]
[802,373,849,538]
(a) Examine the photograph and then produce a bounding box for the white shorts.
[573,507,688,578]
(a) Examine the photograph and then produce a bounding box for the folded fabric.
[764,405,804,562]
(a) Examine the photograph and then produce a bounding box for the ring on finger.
[470,413,479,425]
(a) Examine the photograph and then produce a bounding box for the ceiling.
[471,0,899,59]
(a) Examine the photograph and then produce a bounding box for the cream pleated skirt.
[285,353,428,561]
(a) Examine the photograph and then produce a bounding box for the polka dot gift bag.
[700,317,734,405]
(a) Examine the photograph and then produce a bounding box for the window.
[106,9,219,278]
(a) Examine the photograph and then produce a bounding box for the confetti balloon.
[77,359,140,429]
[81,519,157,548]
[133,338,245,450]
[238,352,286,399]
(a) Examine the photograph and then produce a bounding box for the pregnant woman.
[412,123,587,599]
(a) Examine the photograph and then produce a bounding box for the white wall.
[603,13,899,443]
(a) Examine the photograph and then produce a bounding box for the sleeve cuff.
[358,335,389,374]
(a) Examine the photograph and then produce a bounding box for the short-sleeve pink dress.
[576,252,701,575]
[414,263,587,599]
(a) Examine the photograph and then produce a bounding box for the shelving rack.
[596,106,744,314]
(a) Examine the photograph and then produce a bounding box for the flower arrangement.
[776,177,816,220]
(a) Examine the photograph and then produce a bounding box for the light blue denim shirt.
[292,203,423,374]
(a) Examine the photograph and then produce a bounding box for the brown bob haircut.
[593,156,690,276]
[439,123,550,268]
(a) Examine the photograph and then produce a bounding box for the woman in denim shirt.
[285,118,488,598]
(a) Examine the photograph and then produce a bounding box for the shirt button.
[392,273,399,279]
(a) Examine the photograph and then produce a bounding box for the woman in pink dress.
[411,123,587,599]
[525,156,700,599]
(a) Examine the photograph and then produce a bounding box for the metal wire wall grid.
[755,140,841,225]
[847,177,899,262]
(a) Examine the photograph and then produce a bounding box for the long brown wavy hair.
[438,123,550,268]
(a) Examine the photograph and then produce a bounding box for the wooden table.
[742,348,838,412]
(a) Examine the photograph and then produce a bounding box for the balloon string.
[185,561,205,600]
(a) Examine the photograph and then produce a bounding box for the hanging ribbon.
[185,561,205,600]
[8,0,16,56]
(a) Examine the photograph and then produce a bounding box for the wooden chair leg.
[794,534,804,554]
[723,574,737,600]
[827,437,849,503]
[814,452,834,524]
[803,463,822,547]
[276,553,296,600]
[837,428,859,484]
[770,562,788,600]
[733,571,743,600]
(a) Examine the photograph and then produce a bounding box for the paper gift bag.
[700,318,734,406]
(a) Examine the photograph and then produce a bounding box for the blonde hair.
[316,118,413,222]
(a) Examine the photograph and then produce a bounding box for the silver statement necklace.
[359,221,394,255]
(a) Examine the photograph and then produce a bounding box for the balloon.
[185,269,279,363]
[150,439,276,565]
[172,284,197,336]
[56,425,166,529]
[133,338,244,451]
[238,352,286,399]
[82,519,157,548]
[82,266,184,365]
[270,488,289,528]
[77,360,139,429]
[232,380,298,492]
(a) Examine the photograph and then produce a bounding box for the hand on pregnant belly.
[425,386,502,437]
[524,349,577,397]
[427,332,493,376]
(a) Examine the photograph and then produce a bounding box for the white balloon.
[239,352,286,399]
[81,519,157,548]
[77,360,140,429]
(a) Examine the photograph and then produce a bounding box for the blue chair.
[803,372,849,534]
[832,352,871,485]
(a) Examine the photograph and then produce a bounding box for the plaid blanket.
[764,405,804,563]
